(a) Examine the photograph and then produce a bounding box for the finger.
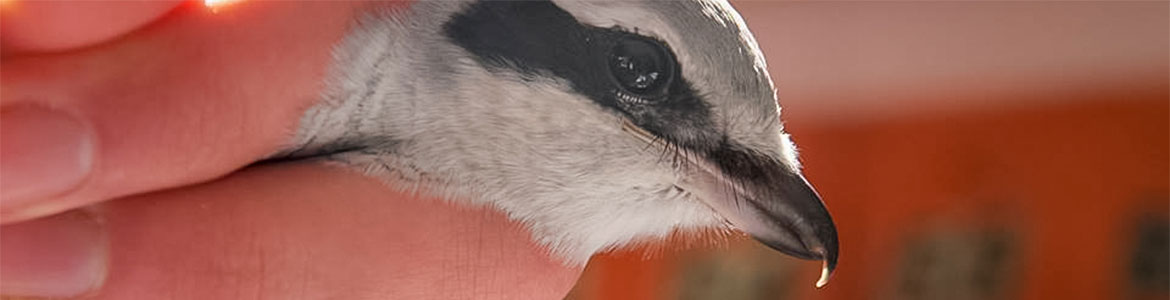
[0,1,365,223]
[1,163,582,299]
[0,209,106,298]
[0,0,183,54]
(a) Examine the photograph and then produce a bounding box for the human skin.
[0,1,582,298]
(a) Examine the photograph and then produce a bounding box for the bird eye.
[608,37,675,98]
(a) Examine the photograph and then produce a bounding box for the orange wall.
[798,90,1168,300]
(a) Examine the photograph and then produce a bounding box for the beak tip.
[815,259,833,288]
[812,247,837,288]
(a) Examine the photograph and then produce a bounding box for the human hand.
[1,1,580,298]
[1,0,344,223]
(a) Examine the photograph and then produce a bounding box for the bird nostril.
[809,246,826,258]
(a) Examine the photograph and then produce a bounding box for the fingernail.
[0,209,107,297]
[0,105,94,207]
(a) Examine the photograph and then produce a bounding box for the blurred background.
[567,1,1168,300]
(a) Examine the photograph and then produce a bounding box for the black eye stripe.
[444,0,724,152]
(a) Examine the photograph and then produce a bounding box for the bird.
[276,0,839,288]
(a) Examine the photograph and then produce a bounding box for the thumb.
[0,1,364,223]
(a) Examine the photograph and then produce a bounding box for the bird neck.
[279,4,470,159]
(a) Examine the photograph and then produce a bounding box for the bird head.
[290,0,838,287]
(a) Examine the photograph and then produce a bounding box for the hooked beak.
[621,121,839,287]
[680,145,839,288]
